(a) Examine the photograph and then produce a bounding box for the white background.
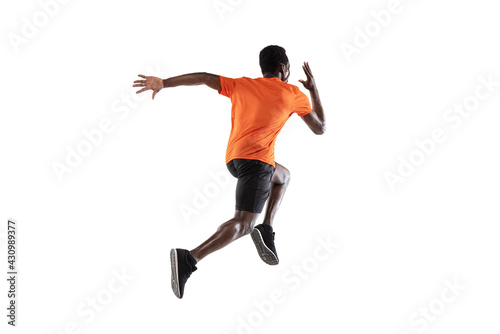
[1,0,499,333]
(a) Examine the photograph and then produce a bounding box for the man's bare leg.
[262,162,291,227]
[171,210,259,298]
[190,210,260,262]
[249,162,290,265]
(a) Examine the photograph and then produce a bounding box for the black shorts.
[226,159,276,214]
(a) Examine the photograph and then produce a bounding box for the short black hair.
[259,45,289,75]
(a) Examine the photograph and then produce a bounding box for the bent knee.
[221,219,254,237]
[274,163,291,186]
[241,220,255,236]
[282,167,291,186]
[285,169,291,185]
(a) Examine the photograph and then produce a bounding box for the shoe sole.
[170,249,182,299]
[250,228,279,265]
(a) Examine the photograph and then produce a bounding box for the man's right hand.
[298,62,325,135]
[133,74,163,99]
[298,62,316,91]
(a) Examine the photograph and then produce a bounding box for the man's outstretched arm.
[133,73,221,99]
[298,62,326,135]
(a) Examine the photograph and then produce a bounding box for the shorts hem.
[227,157,275,168]
[235,206,262,214]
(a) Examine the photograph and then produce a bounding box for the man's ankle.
[190,249,201,263]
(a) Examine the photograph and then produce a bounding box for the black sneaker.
[250,224,279,265]
[170,248,197,299]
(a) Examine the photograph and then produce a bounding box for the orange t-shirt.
[218,76,312,168]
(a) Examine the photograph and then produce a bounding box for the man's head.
[259,45,290,82]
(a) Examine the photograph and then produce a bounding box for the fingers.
[303,62,313,78]
[134,75,161,98]
[133,77,146,88]
[302,64,310,78]
[307,63,313,78]
[302,62,313,78]
[134,75,147,87]
[300,63,309,83]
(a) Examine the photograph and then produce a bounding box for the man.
[133,45,325,298]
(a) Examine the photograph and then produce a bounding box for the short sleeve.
[293,89,312,116]
[218,76,237,98]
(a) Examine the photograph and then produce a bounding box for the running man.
[133,45,325,298]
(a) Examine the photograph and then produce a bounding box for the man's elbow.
[314,122,326,135]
